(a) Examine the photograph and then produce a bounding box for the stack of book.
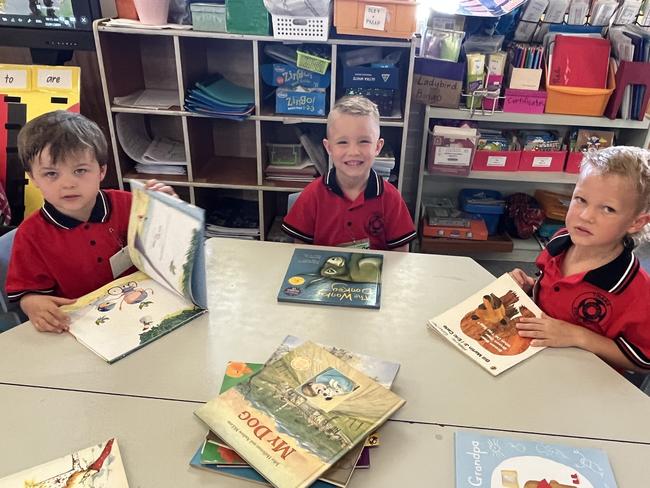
[205,197,260,240]
[190,335,404,488]
[185,75,255,120]
[265,160,319,183]
[373,146,395,181]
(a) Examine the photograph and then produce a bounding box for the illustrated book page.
[194,341,404,488]
[427,273,544,376]
[0,438,129,487]
[64,181,206,363]
[277,249,383,309]
[455,431,618,488]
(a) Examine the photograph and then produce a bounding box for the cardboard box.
[261,64,331,89]
[503,88,546,114]
[334,0,417,39]
[412,57,463,108]
[342,65,399,89]
[275,88,326,116]
[508,66,542,90]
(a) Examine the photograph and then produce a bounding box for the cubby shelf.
[94,19,416,240]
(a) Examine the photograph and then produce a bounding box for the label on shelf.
[532,156,552,168]
[435,147,473,166]
[486,156,507,167]
[363,5,387,31]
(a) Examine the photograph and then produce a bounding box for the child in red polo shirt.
[282,96,416,251]
[511,146,650,373]
[6,111,177,334]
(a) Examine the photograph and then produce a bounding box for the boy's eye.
[573,196,585,203]
[75,168,88,175]
[44,171,57,178]
[603,206,616,214]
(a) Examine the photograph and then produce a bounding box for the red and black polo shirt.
[534,230,650,370]
[282,168,416,250]
[7,189,133,300]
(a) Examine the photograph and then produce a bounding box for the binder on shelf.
[604,60,650,121]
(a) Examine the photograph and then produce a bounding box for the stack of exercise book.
[205,197,260,240]
[190,335,405,488]
[185,74,255,120]
[265,160,319,183]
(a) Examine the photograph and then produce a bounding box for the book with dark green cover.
[277,249,383,309]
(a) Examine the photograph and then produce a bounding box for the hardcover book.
[277,249,383,309]
[427,273,545,376]
[62,180,207,363]
[455,431,618,488]
[0,438,129,487]
[194,341,405,488]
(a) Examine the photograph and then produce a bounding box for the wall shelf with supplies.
[93,19,416,241]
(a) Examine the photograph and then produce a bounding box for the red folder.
[549,35,611,89]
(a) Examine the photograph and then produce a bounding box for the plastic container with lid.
[459,189,505,235]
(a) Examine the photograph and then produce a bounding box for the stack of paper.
[205,197,260,239]
[190,336,403,488]
[373,146,395,180]
[265,159,319,183]
[113,89,179,110]
[185,75,255,120]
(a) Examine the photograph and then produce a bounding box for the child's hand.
[145,179,178,199]
[509,268,535,294]
[20,294,76,333]
[516,313,586,348]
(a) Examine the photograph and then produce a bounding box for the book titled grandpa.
[194,341,404,488]
[277,249,383,309]
[455,431,618,488]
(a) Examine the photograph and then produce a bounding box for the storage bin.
[565,152,584,174]
[191,3,227,32]
[519,150,567,172]
[267,143,305,165]
[412,57,464,108]
[343,87,395,116]
[226,0,269,35]
[296,49,331,75]
[545,60,615,116]
[271,15,330,41]
[459,189,505,235]
[342,65,399,90]
[472,150,520,172]
[503,88,546,114]
[333,0,417,39]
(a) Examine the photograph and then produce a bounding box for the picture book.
[62,180,207,363]
[194,341,405,488]
[455,431,618,488]
[0,438,129,487]
[427,273,545,376]
[277,249,383,309]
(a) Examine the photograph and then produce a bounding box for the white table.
[0,239,648,443]
[1,384,649,487]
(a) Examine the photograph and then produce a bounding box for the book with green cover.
[277,249,383,309]
[194,341,404,488]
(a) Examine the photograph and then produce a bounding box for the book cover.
[455,431,618,488]
[62,180,207,363]
[0,438,129,487]
[277,249,383,309]
[194,341,405,488]
[427,273,545,376]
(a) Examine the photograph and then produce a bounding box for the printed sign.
[363,5,387,31]
[0,69,29,90]
[35,68,74,90]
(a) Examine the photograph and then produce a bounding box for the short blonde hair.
[580,146,650,242]
[327,96,380,136]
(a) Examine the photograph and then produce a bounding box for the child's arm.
[516,314,643,372]
[144,179,178,198]
[509,268,535,294]
[20,294,75,333]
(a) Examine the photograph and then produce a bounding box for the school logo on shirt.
[572,292,611,327]
[367,212,384,237]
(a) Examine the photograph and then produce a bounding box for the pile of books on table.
[189,335,404,488]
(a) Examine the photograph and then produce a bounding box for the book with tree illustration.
[455,431,618,488]
[427,273,544,376]
[277,249,383,309]
[0,438,129,487]
[194,341,404,488]
[62,180,206,363]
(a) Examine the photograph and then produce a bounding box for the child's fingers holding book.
[20,294,75,334]
[144,179,178,199]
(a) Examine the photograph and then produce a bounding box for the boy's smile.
[323,113,384,186]
[29,146,106,223]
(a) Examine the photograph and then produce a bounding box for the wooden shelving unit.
[94,19,416,240]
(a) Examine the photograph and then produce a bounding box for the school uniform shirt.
[282,168,416,250]
[534,230,650,370]
[7,190,133,301]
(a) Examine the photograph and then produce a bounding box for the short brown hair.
[18,110,108,172]
[327,96,380,136]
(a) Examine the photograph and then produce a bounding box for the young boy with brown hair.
[6,110,176,333]
[282,96,416,251]
[511,146,650,372]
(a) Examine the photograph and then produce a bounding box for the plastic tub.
[459,189,505,235]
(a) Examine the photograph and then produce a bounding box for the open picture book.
[0,438,129,487]
[427,273,544,376]
[61,180,207,363]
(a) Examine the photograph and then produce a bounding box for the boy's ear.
[628,212,650,234]
[375,137,384,156]
[99,165,107,181]
[323,138,331,155]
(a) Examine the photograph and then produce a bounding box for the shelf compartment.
[195,187,261,240]
[98,32,180,108]
[424,170,577,184]
[193,156,258,187]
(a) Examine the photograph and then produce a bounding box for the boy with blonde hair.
[282,96,416,251]
[511,146,650,372]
